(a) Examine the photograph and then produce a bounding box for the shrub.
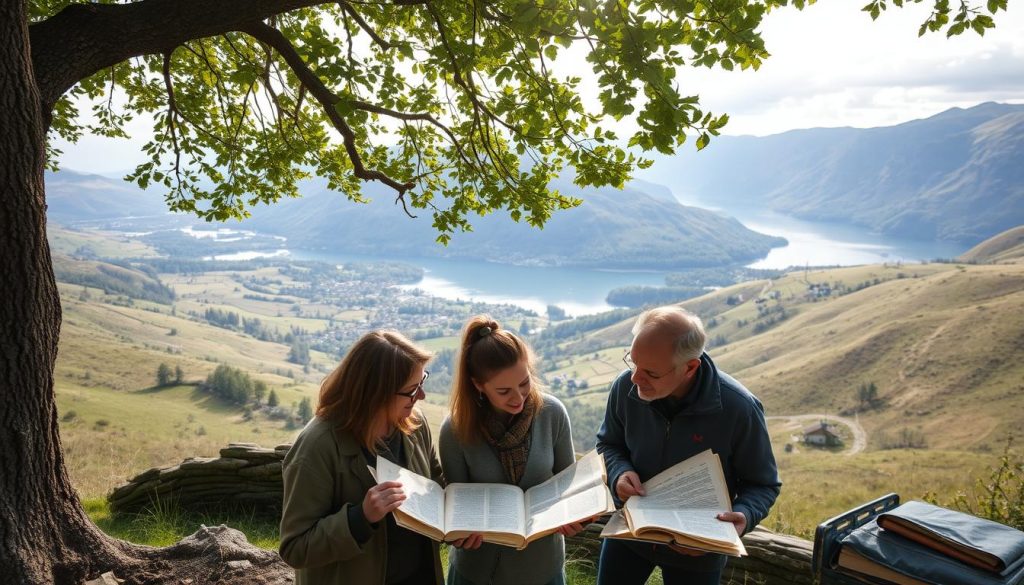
[61,410,78,423]
[929,437,1024,530]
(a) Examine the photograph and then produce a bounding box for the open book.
[375,449,615,550]
[599,449,746,557]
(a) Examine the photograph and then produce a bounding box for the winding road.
[766,413,867,456]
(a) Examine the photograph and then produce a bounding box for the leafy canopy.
[35,0,1007,242]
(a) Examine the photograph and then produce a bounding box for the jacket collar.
[331,424,377,487]
[331,414,424,483]
[333,423,363,456]
[626,352,723,417]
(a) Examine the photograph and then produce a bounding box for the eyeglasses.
[622,352,675,380]
[396,370,429,400]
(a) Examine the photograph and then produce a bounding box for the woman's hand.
[449,533,484,550]
[362,481,406,523]
[556,516,599,538]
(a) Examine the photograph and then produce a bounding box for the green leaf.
[513,3,541,24]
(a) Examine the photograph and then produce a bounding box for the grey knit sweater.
[439,393,574,585]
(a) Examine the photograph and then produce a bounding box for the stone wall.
[108,443,290,515]
[109,444,815,584]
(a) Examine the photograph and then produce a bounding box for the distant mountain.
[640,102,1024,245]
[43,168,784,269]
[45,169,169,223]
[238,176,785,269]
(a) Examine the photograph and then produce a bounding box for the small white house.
[803,421,842,447]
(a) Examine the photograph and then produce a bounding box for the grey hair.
[631,306,706,364]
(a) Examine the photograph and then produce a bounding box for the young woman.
[440,316,589,585]
[279,330,444,585]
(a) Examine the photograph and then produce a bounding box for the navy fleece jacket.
[596,353,781,567]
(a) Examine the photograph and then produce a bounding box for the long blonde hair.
[449,315,543,444]
[317,330,432,451]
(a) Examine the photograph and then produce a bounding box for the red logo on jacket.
[692,433,704,443]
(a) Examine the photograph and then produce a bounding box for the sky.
[56,1,1024,173]
[685,1,1024,136]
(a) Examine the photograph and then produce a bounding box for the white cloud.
[679,1,1024,135]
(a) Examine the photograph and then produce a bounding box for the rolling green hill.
[45,167,785,269]
[51,232,1022,540]
[959,225,1024,264]
[550,261,1024,453]
[54,262,449,500]
[545,260,1024,536]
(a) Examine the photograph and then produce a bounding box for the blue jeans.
[446,567,566,585]
[596,539,722,585]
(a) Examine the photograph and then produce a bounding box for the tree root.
[86,525,293,585]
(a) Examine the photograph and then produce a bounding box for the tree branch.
[238,21,416,201]
[347,99,475,170]
[161,51,183,186]
[30,0,342,110]
[339,2,392,50]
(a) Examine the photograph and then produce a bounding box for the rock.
[84,571,123,585]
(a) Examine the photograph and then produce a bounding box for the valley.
[51,224,1024,540]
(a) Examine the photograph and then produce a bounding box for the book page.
[630,508,740,547]
[600,510,633,539]
[443,483,526,537]
[525,483,613,537]
[623,450,736,546]
[525,449,606,514]
[628,449,731,512]
[376,456,446,532]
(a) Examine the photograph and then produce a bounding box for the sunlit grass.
[84,498,280,550]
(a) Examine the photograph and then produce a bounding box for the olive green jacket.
[279,412,445,585]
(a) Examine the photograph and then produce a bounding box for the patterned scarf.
[481,393,536,485]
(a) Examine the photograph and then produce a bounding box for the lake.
[183,214,970,317]
[291,250,667,316]
[734,211,967,269]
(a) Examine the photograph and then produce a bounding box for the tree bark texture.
[28,0,332,111]
[1,2,295,581]
[0,2,117,582]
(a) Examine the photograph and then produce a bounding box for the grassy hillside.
[551,261,1024,453]
[959,225,1024,264]
[56,274,448,501]
[49,225,160,259]
[716,264,1024,452]
[546,261,1024,536]
[50,231,1023,543]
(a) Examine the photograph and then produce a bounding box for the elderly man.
[596,306,781,585]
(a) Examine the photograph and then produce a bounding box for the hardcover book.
[375,449,615,550]
[598,449,746,557]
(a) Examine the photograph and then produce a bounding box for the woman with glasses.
[280,330,444,585]
[439,315,590,585]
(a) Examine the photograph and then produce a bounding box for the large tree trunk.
[0,2,119,582]
[1,3,291,583]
